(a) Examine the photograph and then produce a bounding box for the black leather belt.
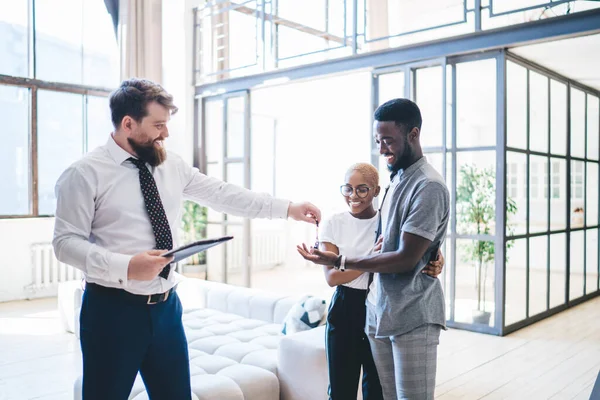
[85,282,176,305]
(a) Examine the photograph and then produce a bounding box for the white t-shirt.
[318,211,379,290]
[367,174,400,305]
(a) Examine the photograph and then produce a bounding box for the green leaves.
[456,164,518,313]
[181,201,208,265]
[456,164,496,236]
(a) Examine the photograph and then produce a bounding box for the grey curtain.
[104,0,119,39]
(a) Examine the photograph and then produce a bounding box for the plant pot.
[571,211,584,228]
[472,309,491,325]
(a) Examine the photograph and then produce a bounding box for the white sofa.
[278,325,329,400]
[61,278,331,400]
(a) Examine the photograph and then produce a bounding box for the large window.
[453,58,498,327]
[250,72,372,297]
[0,1,28,77]
[37,91,85,215]
[504,56,600,329]
[0,1,118,217]
[199,72,372,298]
[193,0,600,84]
[7,0,119,86]
[0,85,30,215]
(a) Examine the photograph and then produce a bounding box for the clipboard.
[162,236,234,263]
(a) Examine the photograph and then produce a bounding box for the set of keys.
[313,219,320,249]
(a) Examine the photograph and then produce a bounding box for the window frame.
[0,0,116,218]
[0,76,112,219]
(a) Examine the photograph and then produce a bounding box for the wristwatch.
[334,255,346,271]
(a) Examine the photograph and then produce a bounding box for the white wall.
[0,218,55,302]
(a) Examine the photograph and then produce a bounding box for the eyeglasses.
[340,185,373,198]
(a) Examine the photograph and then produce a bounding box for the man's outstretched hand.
[288,202,321,224]
[297,243,338,266]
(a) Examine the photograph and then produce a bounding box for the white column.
[366,0,389,52]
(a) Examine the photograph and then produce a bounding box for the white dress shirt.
[53,136,290,295]
[318,211,378,290]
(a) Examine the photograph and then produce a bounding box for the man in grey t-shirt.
[299,99,449,400]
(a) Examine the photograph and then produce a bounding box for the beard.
[386,135,412,174]
[128,136,167,167]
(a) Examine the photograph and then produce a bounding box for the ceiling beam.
[232,4,356,47]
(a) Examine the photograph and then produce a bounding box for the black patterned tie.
[128,157,172,279]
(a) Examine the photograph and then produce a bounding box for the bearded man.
[53,78,320,400]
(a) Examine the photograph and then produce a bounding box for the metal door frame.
[197,90,252,287]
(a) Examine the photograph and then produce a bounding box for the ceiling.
[509,33,600,91]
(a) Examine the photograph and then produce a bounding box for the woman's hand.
[373,235,383,253]
[422,249,444,277]
[297,243,338,266]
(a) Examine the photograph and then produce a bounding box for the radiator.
[28,231,283,291]
[227,231,286,271]
[28,243,82,292]
[251,231,286,268]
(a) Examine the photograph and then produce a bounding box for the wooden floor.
[0,298,80,400]
[0,296,598,400]
[436,296,600,400]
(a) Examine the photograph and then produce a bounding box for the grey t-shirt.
[367,156,450,338]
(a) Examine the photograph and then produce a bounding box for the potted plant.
[456,165,517,325]
[571,206,584,227]
[179,200,208,276]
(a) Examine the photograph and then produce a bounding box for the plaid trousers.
[366,305,441,400]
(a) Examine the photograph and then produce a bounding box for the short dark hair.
[109,78,178,129]
[374,98,422,132]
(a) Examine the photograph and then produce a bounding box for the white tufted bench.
[67,277,307,400]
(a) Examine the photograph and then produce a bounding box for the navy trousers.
[326,285,383,400]
[79,283,191,400]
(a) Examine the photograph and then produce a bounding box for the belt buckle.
[147,289,170,305]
